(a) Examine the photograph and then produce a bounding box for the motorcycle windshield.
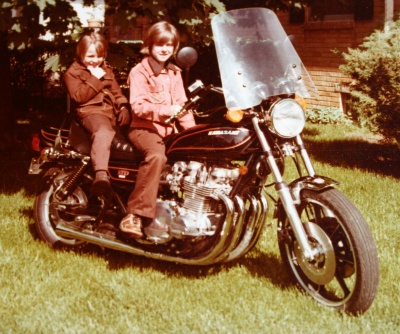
[211,8,317,110]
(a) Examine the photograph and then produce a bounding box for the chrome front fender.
[289,175,339,204]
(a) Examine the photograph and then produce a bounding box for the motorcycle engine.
[154,161,240,240]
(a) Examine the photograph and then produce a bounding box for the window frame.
[289,0,374,28]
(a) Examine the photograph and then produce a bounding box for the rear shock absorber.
[55,157,90,201]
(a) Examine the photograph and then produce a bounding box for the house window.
[290,0,373,26]
[309,0,354,21]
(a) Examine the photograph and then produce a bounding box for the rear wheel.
[34,167,89,248]
[278,188,379,314]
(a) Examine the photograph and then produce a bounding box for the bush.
[305,106,352,124]
[340,18,400,144]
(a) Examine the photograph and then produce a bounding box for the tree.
[0,0,83,144]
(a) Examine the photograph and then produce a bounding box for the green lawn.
[0,123,399,333]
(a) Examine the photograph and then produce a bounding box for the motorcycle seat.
[68,120,142,161]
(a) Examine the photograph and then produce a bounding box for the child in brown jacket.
[64,32,130,196]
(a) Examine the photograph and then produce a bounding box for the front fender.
[289,175,339,205]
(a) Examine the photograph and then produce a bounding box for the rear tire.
[278,188,379,315]
[34,167,88,248]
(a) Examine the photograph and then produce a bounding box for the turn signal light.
[226,109,243,123]
[294,94,307,110]
[239,166,248,175]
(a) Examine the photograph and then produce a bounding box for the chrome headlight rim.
[269,98,305,138]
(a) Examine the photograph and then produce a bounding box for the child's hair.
[141,21,180,56]
[75,32,108,64]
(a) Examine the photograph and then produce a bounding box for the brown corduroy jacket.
[64,61,128,120]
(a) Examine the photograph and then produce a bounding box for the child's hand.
[87,66,106,79]
[117,107,131,126]
[170,105,182,115]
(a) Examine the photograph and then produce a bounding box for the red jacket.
[128,56,195,137]
[64,61,128,120]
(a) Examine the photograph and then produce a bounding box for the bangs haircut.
[141,21,180,55]
[76,32,108,64]
[155,31,175,45]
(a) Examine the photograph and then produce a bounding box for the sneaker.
[120,214,143,238]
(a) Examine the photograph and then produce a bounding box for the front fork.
[252,117,319,260]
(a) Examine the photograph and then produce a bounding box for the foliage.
[9,42,61,112]
[305,106,352,125]
[1,0,314,66]
[2,0,82,50]
[340,18,400,144]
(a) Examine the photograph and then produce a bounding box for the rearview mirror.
[176,47,198,86]
[176,47,198,69]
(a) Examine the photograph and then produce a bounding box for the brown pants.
[127,129,167,219]
[80,114,115,171]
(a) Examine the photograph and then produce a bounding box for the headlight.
[269,99,305,138]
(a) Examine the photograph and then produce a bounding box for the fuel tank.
[165,124,257,160]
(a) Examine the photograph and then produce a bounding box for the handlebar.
[165,95,201,124]
[165,81,223,124]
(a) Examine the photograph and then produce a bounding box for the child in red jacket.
[120,21,196,238]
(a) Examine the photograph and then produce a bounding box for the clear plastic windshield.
[211,8,317,110]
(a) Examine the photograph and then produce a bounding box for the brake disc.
[293,222,336,285]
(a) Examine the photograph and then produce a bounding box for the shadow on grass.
[302,127,400,179]
[26,209,291,290]
[103,247,291,289]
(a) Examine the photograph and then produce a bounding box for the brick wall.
[277,0,398,110]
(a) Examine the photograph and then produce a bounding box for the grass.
[1,123,399,333]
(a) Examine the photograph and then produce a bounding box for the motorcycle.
[28,8,378,314]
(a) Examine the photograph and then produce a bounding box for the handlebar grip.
[165,96,200,124]
[165,112,181,124]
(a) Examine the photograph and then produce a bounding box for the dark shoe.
[91,172,112,197]
[120,214,143,238]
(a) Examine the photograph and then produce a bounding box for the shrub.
[340,18,400,144]
[305,106,352,124]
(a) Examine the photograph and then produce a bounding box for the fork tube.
[295,135,315,177]
[252,117,316,260]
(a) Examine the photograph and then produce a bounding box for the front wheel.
[278,188,379,315]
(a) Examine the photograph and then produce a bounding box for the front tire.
[278,188,379,315]
[34,167,89,248]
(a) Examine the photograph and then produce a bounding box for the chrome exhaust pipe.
[56,193,236,266]
[224,193,268,262]
[212,195,246,263]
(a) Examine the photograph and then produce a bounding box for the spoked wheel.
[34,167,92,248]
[278,188,379,315]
